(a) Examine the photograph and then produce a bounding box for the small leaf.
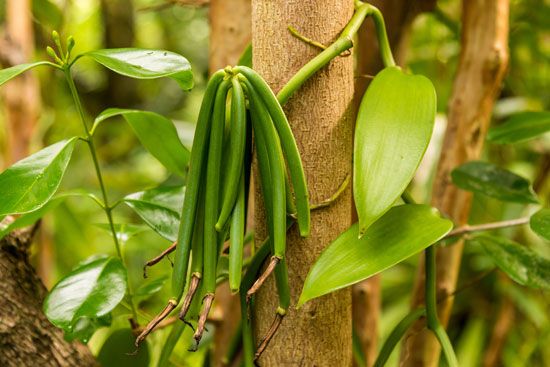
[238,44,252,67]
[135,275,168,299]
[94,223,149,243]
[488,111,550,144]
[475,234,550,289]
[0,61,51,86]
[530,208,550,241]
[98,329,150,367]
[0,138,78,216]
[123,186,184,242]
[85,48,193,90]
[451,161,538,204]
[298,204,452,306]
[64,314,112,343]
[44,256,127,332]
[354,67,436,235]
[93,109,190,176]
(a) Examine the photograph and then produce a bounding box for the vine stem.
[63,66,139,323]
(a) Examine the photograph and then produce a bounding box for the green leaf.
[98,329,150,367]
[64,314,112,343]
[354,67,436,235]
[85,48,193,90]
[94,223,149,243]
[530,208,550,241]
[43,256,127,332]
[0,138,78,216]
[123,186,184,242]
[298,204,452,306]
[487,111,550,144]
[474,234,550,289]
[451,161,538,204]
[0,196,64,239]
[93,109,190,176]
[135,275,168,299]
[238,44,252,67]
[0,61,52,86]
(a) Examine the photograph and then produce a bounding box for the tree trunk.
[208,1,252,365]
[1,0,40,164]
[352,2,436,365]
[252,1,354,365]
[400,1,510,366]
[0,220,97,367]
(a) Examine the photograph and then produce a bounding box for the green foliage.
[299,204,453,306]
[474,234,550,289]
[530,208,550,241]
[43,256,127,338]
[123,186,184,242]
[488,111,550,144]
[354,66,436,235]
[0,138,77,216]
[97,329,150,367]
[84,48,193,90]
[0,61,52,86]
[93,109,190,176]
[451,161,539,204]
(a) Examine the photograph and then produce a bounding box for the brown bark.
[352,2,436,365]
[400,1,510,366]
[1,0,40,164]
[208,1,251,365]
[252,1,354,365]
[0,220,97,366]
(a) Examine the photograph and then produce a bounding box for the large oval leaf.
[474,235,550,289]
[354,67,436,236]
[530,208,550,241]
[0,61,51,86]
[94,109,190,176]
[0,138,78,216]
[85,48,193,90]
[44,256,127,332]
[123,185,184,241]
[451,161,538,204]
[298,204,452,306]
[487,111,550,144]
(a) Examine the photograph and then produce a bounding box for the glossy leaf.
[43,256,127,332]
[98,329,150,367]
[123,186,184,242]
[0,138,78,216]
[85,48,193,90]
[354,67,436,235]
[298,204,452,306]
[0,61,51,86]
[135,275,168,299]
[94,109,190,176]
[487,111,550,144]
[64,314,112,343]
[530,208,550,241]
[475,235,550,289]
[451,161,538,204]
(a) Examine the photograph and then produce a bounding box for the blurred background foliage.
[0,0,548,366]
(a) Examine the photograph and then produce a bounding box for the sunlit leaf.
[43,256,127,333]
[298,204,452,306]
[85,48,193,90]
[487,111,550,144]
[123,186,184,241]
[475,234,550,289]
[451,161,538,204]
[354,67,436,235]
[530,208,550,241]
[0,138,78,216]
[0,61,52,86]
[93,109,190,176]
[94,223,149,243]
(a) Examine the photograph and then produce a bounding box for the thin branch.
[246,256,280,302]
[143,241,177,278]
[444,217,529,239]
[254,313,284,361]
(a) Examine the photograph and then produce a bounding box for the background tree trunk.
[400,1,510,366]
[208,1,252,365]
[0,220,97,367]
[352,2,435,365]
[252,1,354,365]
